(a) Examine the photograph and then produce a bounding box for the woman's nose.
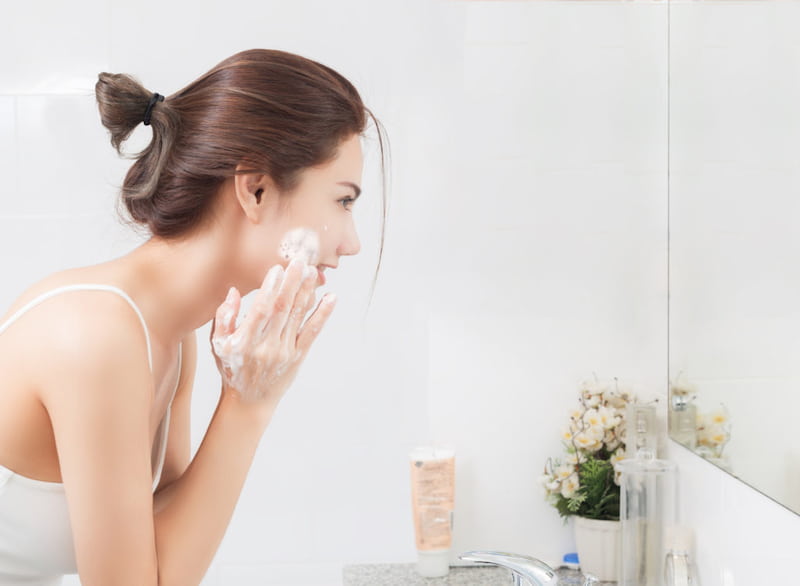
[338,219,361,257]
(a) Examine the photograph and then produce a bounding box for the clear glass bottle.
[618,450,677,586]
[663,526,697,585]
[669,393,697,450]
[626,402,658,458]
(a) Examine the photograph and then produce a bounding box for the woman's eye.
[338,197,356,211]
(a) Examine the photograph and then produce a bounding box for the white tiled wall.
[1,1,796,586]
[425,1,669,567]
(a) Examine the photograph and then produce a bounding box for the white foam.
[278,228,320,265]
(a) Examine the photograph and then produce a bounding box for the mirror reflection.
[668,1,800,515]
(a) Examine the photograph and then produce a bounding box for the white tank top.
[0,285,182,585]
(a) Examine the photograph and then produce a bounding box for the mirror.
[668,1,800,515]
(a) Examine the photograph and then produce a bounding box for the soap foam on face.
[279,228,320,266]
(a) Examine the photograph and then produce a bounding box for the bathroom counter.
[342,563,512,585]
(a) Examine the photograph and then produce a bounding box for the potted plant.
[540,376,635,581]
[672,375,732,471]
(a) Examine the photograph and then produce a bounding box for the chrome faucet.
[459,550,601,585]
[458,550,559,586]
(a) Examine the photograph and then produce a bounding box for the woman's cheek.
[278,227,320,265]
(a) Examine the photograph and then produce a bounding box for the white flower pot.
[573,516,621,582]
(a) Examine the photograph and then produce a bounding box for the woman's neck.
[115,231,239,343]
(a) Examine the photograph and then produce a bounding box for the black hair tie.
[143,92,164,126]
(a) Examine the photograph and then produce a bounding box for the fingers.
[211,286,240,343]
[216,258,327,360]
[210,262,336,404]
[211,287,241,382]
[237,264,284,343]
[261,258,307,339]
[296,293,337,355]
[283,264,319,342]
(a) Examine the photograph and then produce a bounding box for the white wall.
[423,0,669,569]
[0,1,796,586]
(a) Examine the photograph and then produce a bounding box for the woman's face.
[255,133,364,288]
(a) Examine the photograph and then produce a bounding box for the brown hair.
[95,48,388,267]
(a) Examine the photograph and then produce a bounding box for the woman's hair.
[95,48,388,263]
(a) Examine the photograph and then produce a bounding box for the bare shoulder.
[22,285,155,407]
[1,266,119,325]
[31,286,161,583]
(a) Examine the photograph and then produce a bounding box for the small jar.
[556,553,584,585]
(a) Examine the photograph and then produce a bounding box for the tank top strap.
[0,284,153,373]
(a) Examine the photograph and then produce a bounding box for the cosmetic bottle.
[409,447,455,578]
[669,392,697,450]
[555,553,584,585]
[626,402,658,459]
[618,450,677,586]
[664,526,697,586]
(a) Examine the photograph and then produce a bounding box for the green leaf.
[569,455,620,521]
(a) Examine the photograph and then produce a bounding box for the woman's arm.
[42,294,161,585]
[152,389,274,585]
[42,260,332,585]
[147,332,271,582]
[152,259,332,585]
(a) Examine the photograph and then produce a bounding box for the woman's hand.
[210,258,336,406]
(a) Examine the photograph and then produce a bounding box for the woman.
[0,49,386,585]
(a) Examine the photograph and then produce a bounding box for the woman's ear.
[233,165,275,223]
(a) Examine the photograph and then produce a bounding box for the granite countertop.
[342,563,513,585]
[342,563,607,585]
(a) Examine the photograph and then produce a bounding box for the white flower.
[597,405,621,429]
[539,473,561,493]
[584,394,602,408]
[604,429,621,452]
[554,464,576,480]
[583,408,601,427]
[611,448,627,466]
[708,408,729,426]
[543,375,638,510]
[574,430,603,452]
[565,451,587,466]
[698,424,728,447]
[590,422,606,439]
[560,475,580,498]
[605,391,633,409]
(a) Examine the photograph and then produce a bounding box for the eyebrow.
[338,181,362,198]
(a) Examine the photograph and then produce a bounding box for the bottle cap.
[563,552,580,568]
[416,549,450,577]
